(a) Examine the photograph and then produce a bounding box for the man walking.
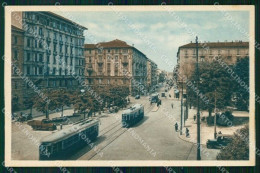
[186,127,189,137]
[174,122,178,132]
[171,103,173,109]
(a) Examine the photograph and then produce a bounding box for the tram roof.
[41,119,99,143]
[122,104,143,114]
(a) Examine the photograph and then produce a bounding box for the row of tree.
[22,85,130,119]
[186,56,249,116]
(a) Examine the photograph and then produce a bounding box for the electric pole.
[180,78,183,135]
[196,36,201,160]
[214,89,217,139]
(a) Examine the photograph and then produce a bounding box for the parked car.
[206,134,233,149]
[161,92,166,97]
[135,95,140,99]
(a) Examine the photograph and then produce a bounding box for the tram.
[39,119,99,160]
[122,104,144,128]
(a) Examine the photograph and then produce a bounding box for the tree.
[23,93,35,116]
[33,89,57,119]
[233,57,249,111]
[217,125,249,160]
[51,89,72,117]
[187,61,234,117]
[72,90,93,119]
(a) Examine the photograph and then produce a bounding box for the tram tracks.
[78,101,155,160]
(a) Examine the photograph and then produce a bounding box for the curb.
[177,131,207,146]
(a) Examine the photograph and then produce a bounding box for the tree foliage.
[187,61,234,115]
[233,57,249,111]
[217,125,249,160]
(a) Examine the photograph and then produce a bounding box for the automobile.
[135,95,140,99]
[161,92,166,97]
[206,134,233,149]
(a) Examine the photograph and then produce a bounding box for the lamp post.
[214,89,217,139]
[180,78,184,135]
[196,36,201,160]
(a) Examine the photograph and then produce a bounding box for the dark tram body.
[122,104,144,128]
[39,119,99,160]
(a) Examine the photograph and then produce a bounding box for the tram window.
[52,144,58,153]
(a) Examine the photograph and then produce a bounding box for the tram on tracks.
[122,104,144,128]
[39,119,99,160]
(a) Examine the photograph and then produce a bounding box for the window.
[54,44,57,52]
[65,46,68,53]
[47,56,49,64]
[123,49,127,53]
[123,56,127,61]
[59,35,62,41]
[98,49,102,54]
[115,56,118,61]
[185,50,188,55]
[39,41,43,48]
[39,67,43,74]
[14,36,17,44]
[237,49,240,55]
[193,49,196,55]
[107,56,111,62]
[89,50,91,54]
[70,58,73,65]
[35,40,37,48]
[59,68,62,75]
[34,67,37,75]
[52,68,56,75]
[228,49,230,55]
[108,49,110,53]
[89,57,92,63]
[65,69,67,75]
[60,45,62,52]
[99,79,102,84]
[115,49,118,53]
[54,33,57,39]
[27,52,31,61]
[27,38,30,47]
[107,79,110,84]
[14,50,18,60]
[65,57,68,64]
[39,28,43,35]
[39,54,43,62]
[218,50,221,55]
[27,66,30,75]
[53,56,56,64]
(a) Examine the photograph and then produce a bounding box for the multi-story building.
[11,25,25,110]
[11,12,87,110]
[147,59,158,92]
[175,41,249,99]
[84,39,152,95]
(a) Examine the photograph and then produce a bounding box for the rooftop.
[85,39,132,49]
[180,41,249,48]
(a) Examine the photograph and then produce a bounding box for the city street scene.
[9,6,253,164]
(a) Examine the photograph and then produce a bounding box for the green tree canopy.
[217,125,249,160]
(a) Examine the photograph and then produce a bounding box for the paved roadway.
[73,86,219,160]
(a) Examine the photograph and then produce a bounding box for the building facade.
[11,12,87,110]
[175,41,249,99]
[84,39,155,95]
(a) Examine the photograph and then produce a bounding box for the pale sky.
[54,10,249,72]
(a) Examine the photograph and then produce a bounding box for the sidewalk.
[178,109,248,145]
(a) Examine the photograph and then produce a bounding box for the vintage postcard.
[4,4,255,167]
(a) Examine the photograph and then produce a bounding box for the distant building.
[147,59,158,92]
[175,41,249,99]
[11,12,87,110]
[84,39,157,95]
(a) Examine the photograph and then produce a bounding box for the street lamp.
[196,36,201,160]
[180,77,184,135]
[214,89,217,139]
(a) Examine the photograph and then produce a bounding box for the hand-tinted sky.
[54,10,249,72]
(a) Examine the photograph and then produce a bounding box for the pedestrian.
[193,114,196,121]
[175,122,178,132]
[169,94,171,98]
[186,128,189,137]
[171,103,173,109]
